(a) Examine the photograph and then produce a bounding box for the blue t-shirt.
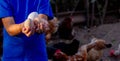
[0,0,53,61]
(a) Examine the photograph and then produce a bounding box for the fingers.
[45,33,51,41]
[41,19,49,31]
[34,18,46,33]
[22,19,36,37]
[34,20,44,33]
[22,27,33,37]
[25,17,50,34]
[25,30,32,37]
[22,27,30,33]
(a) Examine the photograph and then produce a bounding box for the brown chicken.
[87,38,112,61]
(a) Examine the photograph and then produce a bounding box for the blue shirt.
[0,0,53,61]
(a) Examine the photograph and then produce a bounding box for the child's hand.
[22,12,38,37]
[34,17,49,33]
[22,19,35,37]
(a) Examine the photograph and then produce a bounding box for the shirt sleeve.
[0,0,13,18]
[38,0,54,20]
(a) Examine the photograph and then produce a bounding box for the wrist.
[19,22,24,33]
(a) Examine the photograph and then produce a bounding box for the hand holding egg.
[22,12,38,37]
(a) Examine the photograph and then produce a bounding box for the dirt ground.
[72,22,120,61]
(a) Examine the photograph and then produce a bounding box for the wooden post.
[86,0,90,27]
[91,1,95,27]
[101,0,108,24]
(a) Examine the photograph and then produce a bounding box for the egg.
[24,12,38,29]
[27,12,38,20]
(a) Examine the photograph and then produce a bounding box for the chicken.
[87,38,112,61]
[53,39,80,56]
[58,17,73,40]
[47,39,80,60]
[52,38,112,61]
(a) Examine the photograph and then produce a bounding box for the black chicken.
[53,39,80,56]
[47,39,80,60]
[58,17,73,40]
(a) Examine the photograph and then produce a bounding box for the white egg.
[24,12,38,28]
[27,12,38,21]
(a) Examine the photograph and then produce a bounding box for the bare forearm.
[2,17,23,36]
[7,23,23,36]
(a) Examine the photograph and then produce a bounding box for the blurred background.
[0,0,120,61]
[50,0,119,25]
